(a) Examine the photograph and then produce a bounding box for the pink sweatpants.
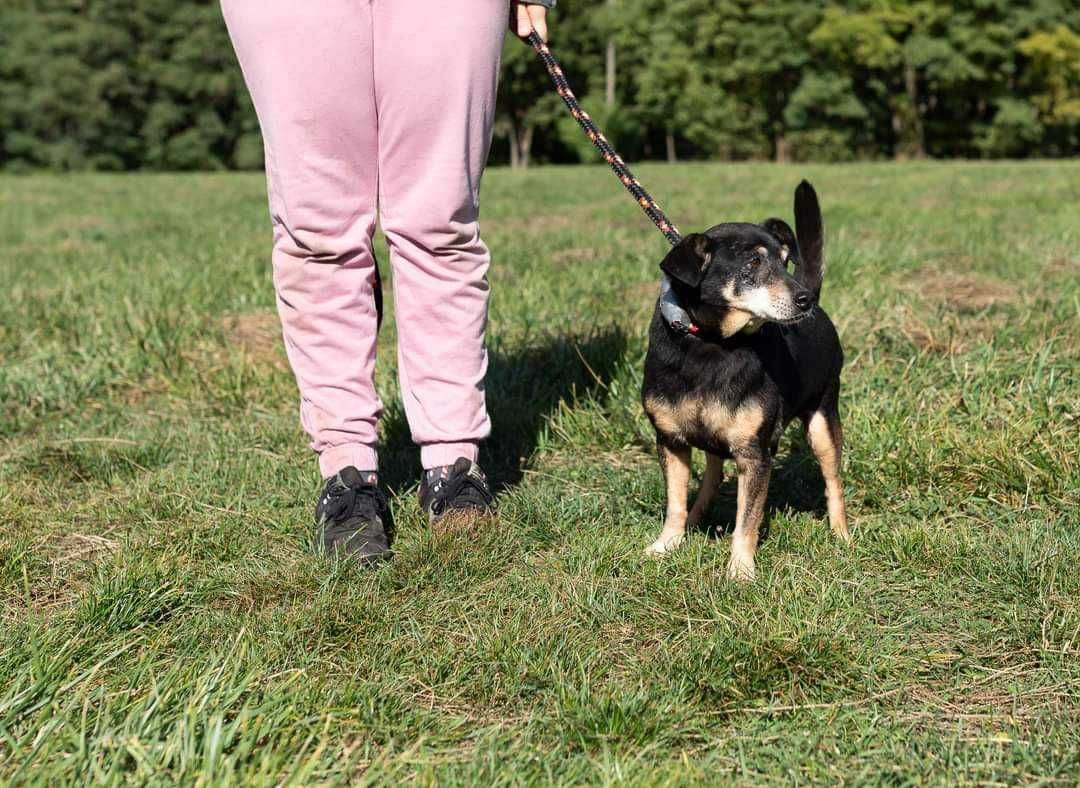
[221,0,506,476]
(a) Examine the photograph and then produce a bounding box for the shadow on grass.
[694,440,829,542]
[377,326,629,494]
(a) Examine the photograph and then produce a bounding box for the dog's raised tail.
[794,180,825,299]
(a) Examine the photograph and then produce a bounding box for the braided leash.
[527,30,698,335]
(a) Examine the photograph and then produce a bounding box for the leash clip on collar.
[527,31,698,337]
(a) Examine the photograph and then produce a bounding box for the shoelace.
[322,481,386,523]
[431,472,493,515]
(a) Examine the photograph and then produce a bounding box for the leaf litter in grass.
[899,309,999,355]
[901,267,1016,311]
[219,311,288,370]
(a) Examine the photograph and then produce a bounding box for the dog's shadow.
[376,326,629,494]
[691,441,829,543]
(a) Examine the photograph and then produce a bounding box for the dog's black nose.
[794,290,814,311]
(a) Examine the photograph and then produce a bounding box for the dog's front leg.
[646,443,691,555]
[728,451,771,581]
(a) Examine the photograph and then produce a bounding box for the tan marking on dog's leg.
[688,453,724,527]
[646,445,692,556]
[727,454,770,581]
[807,411,850,541]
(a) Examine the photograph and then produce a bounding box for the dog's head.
[660,182,823,337]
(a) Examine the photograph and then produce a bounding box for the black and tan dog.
[641,181,849,580]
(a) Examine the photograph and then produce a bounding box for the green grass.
[1,161,1078,784]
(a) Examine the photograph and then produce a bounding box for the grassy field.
[1,161,1078,784]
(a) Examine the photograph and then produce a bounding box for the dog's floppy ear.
[794,180,825,298]
[761,218,800,269]
[659,233,710,288]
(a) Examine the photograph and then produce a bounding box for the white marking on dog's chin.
[739,286,775,316]
[719,282,802,331]
[737,285,799,322]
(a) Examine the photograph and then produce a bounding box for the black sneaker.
[418,457,495,527]
[315,467,392,565]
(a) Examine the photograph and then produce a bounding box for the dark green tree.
[1,0,1076,170]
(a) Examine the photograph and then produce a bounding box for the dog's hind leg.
[728,452,771,581]
[688,453,724,528]
[646,443,692,556]
[804,388,850,542]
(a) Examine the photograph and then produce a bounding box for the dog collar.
[658,274,700,336]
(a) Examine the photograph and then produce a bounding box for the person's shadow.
[377,326,629,494]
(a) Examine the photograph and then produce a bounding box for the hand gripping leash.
[527,31,698,336]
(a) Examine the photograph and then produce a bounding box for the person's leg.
[373,0,507,471]
[221,0,381,478]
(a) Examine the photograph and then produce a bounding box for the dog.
[641,181,849,581]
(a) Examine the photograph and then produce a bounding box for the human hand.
[512,1,550,42]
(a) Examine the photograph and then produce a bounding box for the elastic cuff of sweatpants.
[319,444,378,479]
[421,442,479,470]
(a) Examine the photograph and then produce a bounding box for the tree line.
[1,0,1076,172]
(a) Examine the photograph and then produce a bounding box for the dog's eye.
[746,256,762,269]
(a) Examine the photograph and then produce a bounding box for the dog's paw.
[645,534,684,557]
[726,555,756,582]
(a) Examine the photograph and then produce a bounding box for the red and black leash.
[527,31,682,245]
[527,31,697,335]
